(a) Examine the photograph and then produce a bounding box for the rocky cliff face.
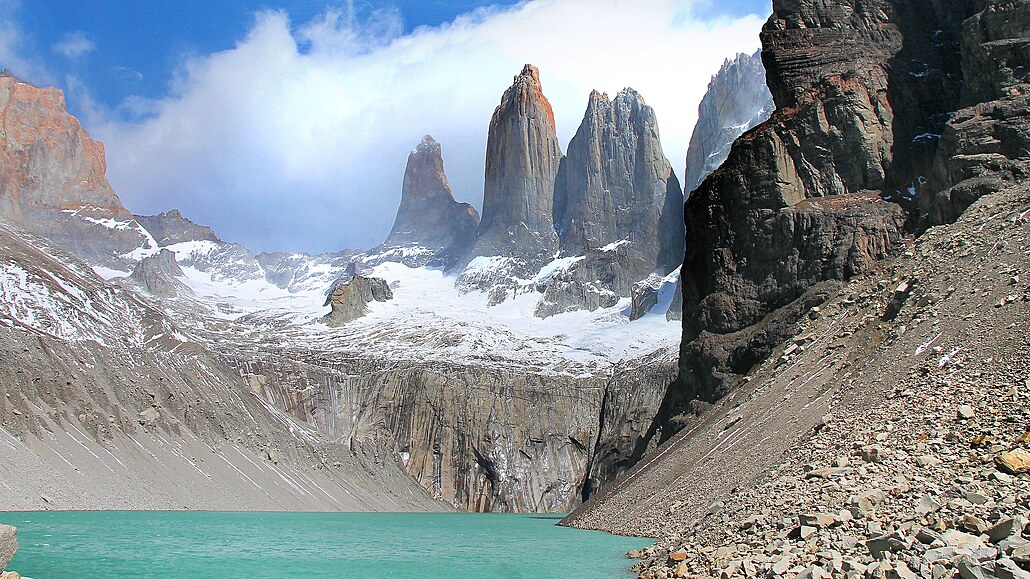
[565,0,1030,545]
[235,346,678,512]
[374,136,479,270]
[536,89,684,318]
[682,50,775,196]
[127,248,191,298]
[323,275,393,326]
[657,0,972,433]
[134,209,219,246]
[919,0,1030,227]
[0,73,152,267]
[472,65,563,267]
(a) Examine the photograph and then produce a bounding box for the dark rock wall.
[656,0,1030,439]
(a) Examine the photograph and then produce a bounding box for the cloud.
[0,7,54,85]
[90,0,766,254]
[53,31,96,59]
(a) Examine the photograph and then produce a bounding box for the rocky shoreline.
[623,184,1030,577]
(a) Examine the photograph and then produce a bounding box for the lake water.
[3,511,650,578]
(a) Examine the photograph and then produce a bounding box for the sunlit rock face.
[472,65,563,271]
[551,88,684,289]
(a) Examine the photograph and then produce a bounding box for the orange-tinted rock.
[0,72,127,220]
[473,65,562,265]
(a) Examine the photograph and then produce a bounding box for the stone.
[957,556,989,579]
[0,525,15,572]
[673,561,690,578]
[943,530,986,551]
[988,518,1027,544]
[867,532,909,559]
[683,49,774,194]
[860,445,885,462]
[322,275,393,326]
[138,407,159,425]
[917,495,943,515]
[553,87,684,280]
[129,249,191,298]
[916,455,943,467]
[957,405,977,420]
[995,449,1030,475]
[800,513,836,528]
[917,527,944,545]
[961,514,990,534]
[668,549,688,563]
[375,135,480,270]
[891,564,918,579]
[992,558,1030,579]
[472,64,561,264]
[264,448,280,465]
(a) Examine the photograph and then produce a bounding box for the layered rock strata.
[471,65,562,269]
[375,135,479,269]
[682,50,775,196]
[656,0,952,432]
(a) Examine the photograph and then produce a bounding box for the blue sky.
[2,1,771,253]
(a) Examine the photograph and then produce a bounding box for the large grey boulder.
[129,249,191,298]
[323,275,393,326]
[0,525,16,572]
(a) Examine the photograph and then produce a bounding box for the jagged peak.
[516,64,541,85]
[412,134,442,157]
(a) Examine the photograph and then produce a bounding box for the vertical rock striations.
[554,88,684,278]
[376,135,480,269]
[536,89,684,317]
[683,50,775,196]
[473,65,563,266]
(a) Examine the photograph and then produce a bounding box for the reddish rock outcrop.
[0,71,150,267]
[0,72,127,219]
[473,65,562,266]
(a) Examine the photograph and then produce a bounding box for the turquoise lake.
[2,511,650,578]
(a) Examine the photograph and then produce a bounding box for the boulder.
[0,525,16,572]
[323,275,393,326]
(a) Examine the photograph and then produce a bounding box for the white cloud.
[53,31,96,59]
[90,0,765,253]
[0,9,54,85]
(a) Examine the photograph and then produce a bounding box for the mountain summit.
[377,135,479,269]
[473,64,563,265]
